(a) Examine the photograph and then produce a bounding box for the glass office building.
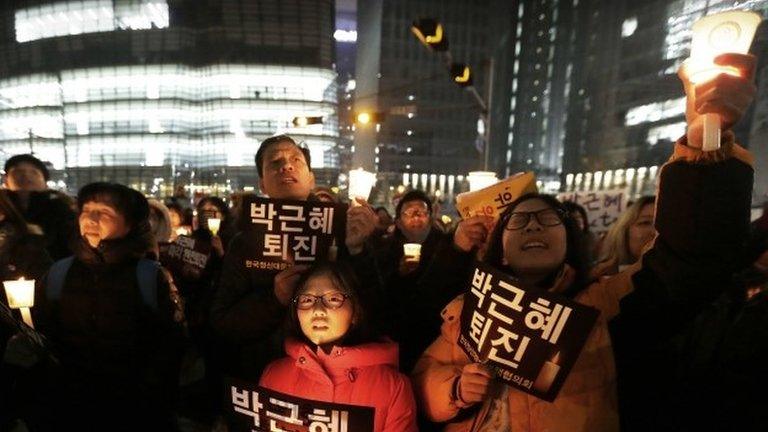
[0,0,339,195]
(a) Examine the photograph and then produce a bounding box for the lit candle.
[684,11,761,151]
[348,168,377,204]
[467,171,498,192]
[3,277,36,329]
[403,243,422,263]
[207,217,221,236]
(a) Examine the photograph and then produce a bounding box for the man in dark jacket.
[3,154,76,260]
[375,189,451,372]
[210,135,378,381]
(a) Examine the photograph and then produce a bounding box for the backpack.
[46,256,159,311]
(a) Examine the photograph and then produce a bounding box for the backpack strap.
[45,256,159,311]
[46,256,75,301]
[136,258,159,312]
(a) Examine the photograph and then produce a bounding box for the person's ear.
[309,171,316,190]
[258,178,266,195]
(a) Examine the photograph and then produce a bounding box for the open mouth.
[521,241,548,251]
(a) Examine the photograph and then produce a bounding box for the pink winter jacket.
[259,338,418,432]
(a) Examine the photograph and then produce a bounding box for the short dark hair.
[4,154,50,181]
[396,189,432,218]
[196,196,230,221]
[77,182,149,231]
[254,135,312,178]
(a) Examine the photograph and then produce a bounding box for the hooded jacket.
[412,137,754,432]
[260,338,418,432]
[31,228,185,430]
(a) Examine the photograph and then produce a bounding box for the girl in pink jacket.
[259,262,418,432]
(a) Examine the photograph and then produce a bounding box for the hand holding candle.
[348,168,377,204]
[682,11,761,151]
[3,277,36,328]
[207,217,221,236]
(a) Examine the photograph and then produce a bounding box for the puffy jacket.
[260,338,418,432]
[413,265,635,432]
[30,230,186,430]
[413,137,754,432]
[211,232,385,381]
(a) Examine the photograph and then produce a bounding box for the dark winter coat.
[610,135,755,431]
[0,222,52,429]
[31,231,185,430]
[7,190,76,260]
[374,227,454,372]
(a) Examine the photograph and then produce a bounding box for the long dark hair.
[483,193,592,298]
[286,262,382,346]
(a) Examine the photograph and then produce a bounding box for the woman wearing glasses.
[258,262,418,432]
[413,53,757,431]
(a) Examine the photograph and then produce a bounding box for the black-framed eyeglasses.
[294,292,349,310]
[505,208,564,230]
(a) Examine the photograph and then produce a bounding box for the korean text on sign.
[245,197,346,270]
[556,189,627,235]
[227,380,374,432]
[459,262,599,401]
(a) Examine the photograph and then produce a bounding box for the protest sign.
[226,378,375,432]
[159,235,212,280]
[556,189,628,235]
[455,172,537,221]
[240,197,347,274]
[458,262,599,401]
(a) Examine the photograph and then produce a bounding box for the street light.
[450,63,473,87]
[411,18,493,171]
[355,112,386,125]
[411,18,449,52]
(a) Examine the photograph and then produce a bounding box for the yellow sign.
[455,172,537,221]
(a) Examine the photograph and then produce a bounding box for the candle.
[533,351,561,394]
[403,243,422,263]
[685,11,761,151]
[3,277,36,328]
[467,171,498,192]
[207,217,221,236]
[348,168,377,204]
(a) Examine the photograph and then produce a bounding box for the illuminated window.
[0,65,338,169]
[15,0,169,43]
[625,97,685,126]
[647,122,687,145]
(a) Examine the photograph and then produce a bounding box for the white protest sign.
[556,189,628,235]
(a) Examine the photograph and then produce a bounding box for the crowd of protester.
[0,53,765,432]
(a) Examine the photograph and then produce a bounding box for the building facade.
[0,0,339,196]
[562,0,768,197]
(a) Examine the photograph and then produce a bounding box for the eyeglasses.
[294,292,349,310]
[401,210,430,219]
[505,208,564,230]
